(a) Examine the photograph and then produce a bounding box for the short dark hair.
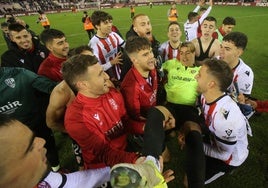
[40,28,65,45]
[1,22,8,28]
[199,7,207,12]
[223,31,248,50]
[222,16,236,25]
[8,23,26,32]
[62,54,98,93]
[125,36,151,55]
[168,21,180,30]
[203,59,233,92]
[38,10,44,14]
[68,45,93,57]
[91,11,113,28]
[188,12,199,21]
[204,16,217,24]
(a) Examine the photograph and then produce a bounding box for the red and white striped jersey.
[159,41,180,62]
[89,32,125,80]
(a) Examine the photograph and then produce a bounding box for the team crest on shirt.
[220,108,230,120]
[40,51,46,59]
[4,78,15,88]
[245,71,250,76]
[225,129,233,137]
[108,98,118,110]
[93,113,100,121]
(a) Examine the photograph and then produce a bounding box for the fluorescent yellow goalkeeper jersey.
[162,59,200,106]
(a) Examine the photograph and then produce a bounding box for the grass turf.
[0,4,267,188]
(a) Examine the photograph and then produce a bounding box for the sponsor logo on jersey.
[171,75,195,82]
[108,98,118,110]
[245,71,250,76]
[0,101,23,114]
[105,120,125,140]
[149,89,157,104]
[4,78,15,88]
[221,108,230,119]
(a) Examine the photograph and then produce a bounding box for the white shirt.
[39,167,110,188]
[201,94,250,166]
[184,6,212,41]
[228,58,254,97]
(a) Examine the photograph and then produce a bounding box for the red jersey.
[64,88,138,169]
[38,53,66,81]
[120,67,157,134]
[212,26,226,40]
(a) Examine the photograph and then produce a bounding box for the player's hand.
[163,115,175,131]
[199,0,205,6]
[111,52,123,65]
[154,106,175,130]
[163,169,175,183]
[135,156,146,164]
[237,93,246,104]
[159,156,175,183]
[209,0,213,6]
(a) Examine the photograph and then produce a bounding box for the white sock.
[145,155,161,171]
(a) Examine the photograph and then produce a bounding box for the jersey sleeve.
[199,6,212,24]
[1,51,20,68]
[24,69,57,94]
[114,32,125,48]
[203,130,237,162]
[66,115,138,167]
[121,81,142,121]
[41,167,110,188]
[237,68,254,95]
[193,5,201,13]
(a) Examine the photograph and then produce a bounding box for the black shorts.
[165,102,202,129]
[205,156,236,184]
